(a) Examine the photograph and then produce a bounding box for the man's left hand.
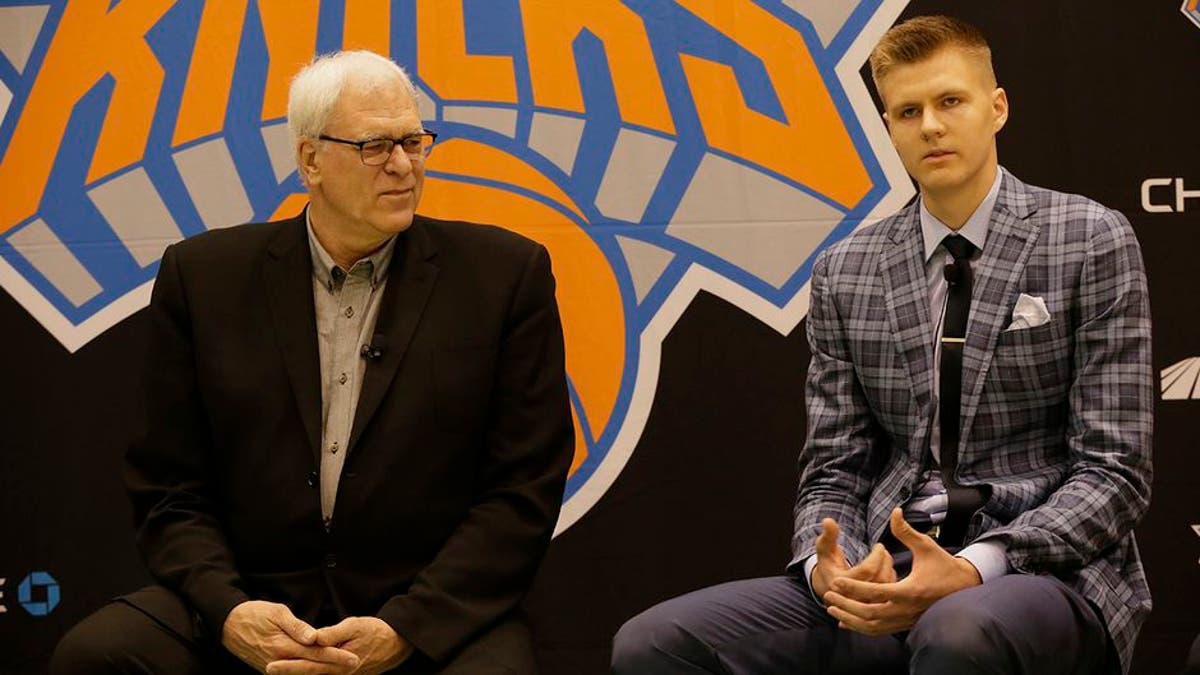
[822,507,982,636]
[266,617,412,675]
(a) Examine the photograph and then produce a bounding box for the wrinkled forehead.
[328,76,422,129]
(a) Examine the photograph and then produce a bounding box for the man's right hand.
[221,600,361,674]
[810,518,897,599]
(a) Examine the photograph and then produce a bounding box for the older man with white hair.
[52,50,573,675]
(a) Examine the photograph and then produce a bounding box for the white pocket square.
[1005,293,1051,331]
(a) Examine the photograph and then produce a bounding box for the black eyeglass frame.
[318,130,438,165]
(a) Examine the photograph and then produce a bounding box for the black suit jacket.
[125,212,574,663]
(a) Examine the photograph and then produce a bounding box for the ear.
[881,110,892,132]
[297,138,321,187]
[991,87,1009,133]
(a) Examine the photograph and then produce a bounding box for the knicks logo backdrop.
[1185,0,1200,29]
[0,0,913,533]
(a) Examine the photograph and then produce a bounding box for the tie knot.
[941,235,975,261]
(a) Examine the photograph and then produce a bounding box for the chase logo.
[18,571,60,617]
[0,0,913,534]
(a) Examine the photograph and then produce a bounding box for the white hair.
[287,50,418,149]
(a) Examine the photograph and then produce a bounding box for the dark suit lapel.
[264,213,323,463]
[348,217,440,454]
[880,204,936,453]
[959,171,1040,447]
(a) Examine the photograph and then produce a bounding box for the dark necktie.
[939,234,975,481]
[936,234,984,547]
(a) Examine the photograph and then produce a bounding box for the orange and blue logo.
[1185,0,1200,29]
[0,0,913,533]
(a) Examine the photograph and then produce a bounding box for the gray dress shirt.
[306,214,397,527]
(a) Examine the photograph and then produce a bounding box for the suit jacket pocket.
[987,320,1071,400]
[432,346,498,433]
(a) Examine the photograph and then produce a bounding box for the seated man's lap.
[614,573,1116,675]
[53,585,537,675]
[50,585,251,675]
[401,614,536,675]
[908,573,1116,675]
[612,575,906,674]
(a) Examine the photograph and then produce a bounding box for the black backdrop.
[3,2,1199,673]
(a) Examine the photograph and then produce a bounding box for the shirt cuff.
[802,555,826,605]
[956,540,1009,583]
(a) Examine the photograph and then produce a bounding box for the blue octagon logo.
[18,571,60,617]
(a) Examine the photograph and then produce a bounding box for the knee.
[50,615,125,675]
[611,604,705,674]
[908,597,1004,672]
[50,600,179,675]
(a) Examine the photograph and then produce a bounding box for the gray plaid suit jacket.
[789,169,1153,672]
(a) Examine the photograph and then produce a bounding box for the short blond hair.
[869,15,995,89]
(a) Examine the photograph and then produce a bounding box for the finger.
[879,547,898,583]
[869,544,896,581]
[814,518,842,560]
[314,618,357,647]
[829,577,896,604]
[888,507,935,553]
[830,596,918,637]
[821,590,887,621]
[825,603,891,637]
[266,659,337,675]
[842,545,881,582]
[846,544,889,581]
[267,656,360,675]
[272,608,317,645]
[302,646,360,668]
[276,642,361,668]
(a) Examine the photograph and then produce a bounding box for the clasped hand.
[812,508,982,636]
[222,600,412,674]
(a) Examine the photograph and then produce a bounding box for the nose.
[920,109,945,139]
[382,145,415,175]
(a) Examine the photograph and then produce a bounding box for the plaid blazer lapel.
[959,171,1040,454]
[880,204,936,449]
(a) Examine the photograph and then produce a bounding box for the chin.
[915,169,966,192]
[374,212,415,235]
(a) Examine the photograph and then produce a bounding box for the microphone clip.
[943,262,963,286]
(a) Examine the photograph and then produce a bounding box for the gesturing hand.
[267,617,412,675]
[221,600,360,674]
[823,508,983,636]
[810,517,898,601]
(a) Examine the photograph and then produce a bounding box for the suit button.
[307,472,318,488]
[324,553,337,568]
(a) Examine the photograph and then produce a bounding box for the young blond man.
[613,15,1151,675]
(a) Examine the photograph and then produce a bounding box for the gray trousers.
[611,573,1117,675]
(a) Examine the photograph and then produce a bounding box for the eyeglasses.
[318,130,438,165]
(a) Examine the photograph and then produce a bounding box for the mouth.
[379,188,413,198]
[923,149,955,162]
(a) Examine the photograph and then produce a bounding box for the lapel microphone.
[943,262,963,287]
[360,334,386,361]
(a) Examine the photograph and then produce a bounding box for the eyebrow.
[355,129,427,142]
[890,88,970,110]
